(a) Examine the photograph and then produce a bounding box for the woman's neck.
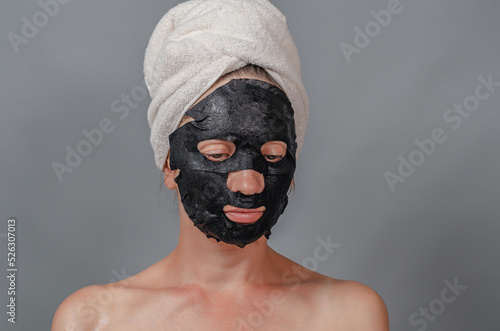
[168,205,280,292]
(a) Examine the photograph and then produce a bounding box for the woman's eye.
[264,154,284,162]
[198,140,236,162]
[204,153,230,161]
[261,141,287,163]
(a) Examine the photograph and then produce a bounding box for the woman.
[53,1,389,330]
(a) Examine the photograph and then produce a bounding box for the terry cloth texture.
[144,0,309,170]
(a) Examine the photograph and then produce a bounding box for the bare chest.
[100,286,331,331]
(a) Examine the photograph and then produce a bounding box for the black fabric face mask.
[169,79,297,248]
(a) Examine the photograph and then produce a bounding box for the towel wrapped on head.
[144,0,309,170]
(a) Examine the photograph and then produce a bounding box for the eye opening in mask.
[261,141,287,163]
[197,139,236,162]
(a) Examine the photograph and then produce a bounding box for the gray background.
[1,0,499,330]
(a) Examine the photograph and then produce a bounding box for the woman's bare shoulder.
[320,277,390,330]
[51,260,172,330]
[52,284,111,330]
[51,273,146,331]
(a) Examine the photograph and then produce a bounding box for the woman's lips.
[223,205,265,224]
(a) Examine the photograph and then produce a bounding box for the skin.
[52,74,389,331]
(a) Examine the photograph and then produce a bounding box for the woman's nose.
[227,169,265,195]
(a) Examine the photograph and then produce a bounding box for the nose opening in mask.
[226,169,265,195]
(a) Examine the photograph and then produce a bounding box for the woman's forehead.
[185,79,294,136]
[191,73,282,110]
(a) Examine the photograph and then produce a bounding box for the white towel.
[144,0,309,170]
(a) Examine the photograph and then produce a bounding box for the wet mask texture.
[169,79,297,248]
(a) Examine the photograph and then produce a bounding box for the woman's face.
[168,78,297,248]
